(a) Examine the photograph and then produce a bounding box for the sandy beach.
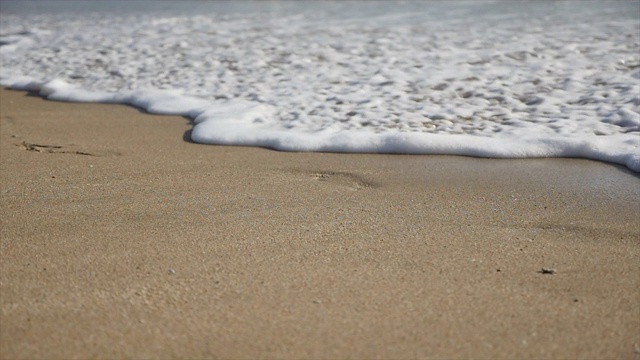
[0,87,639,359]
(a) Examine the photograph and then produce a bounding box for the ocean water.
[1,0,639,171]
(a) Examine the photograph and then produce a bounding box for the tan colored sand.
[1,88,639,359]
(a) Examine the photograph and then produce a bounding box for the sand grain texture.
[1,88,639,359]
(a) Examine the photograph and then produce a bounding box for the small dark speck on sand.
[539,267,556,274]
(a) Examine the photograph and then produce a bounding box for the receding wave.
[1,1,638,171]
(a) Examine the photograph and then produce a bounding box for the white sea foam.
[1,1,639,171]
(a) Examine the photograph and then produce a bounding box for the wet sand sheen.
[0,88,639,359]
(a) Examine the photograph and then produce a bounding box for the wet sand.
[1,88,639,359]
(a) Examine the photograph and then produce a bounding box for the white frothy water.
[1,1,639,171]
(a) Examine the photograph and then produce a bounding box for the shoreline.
[1,88,639,359]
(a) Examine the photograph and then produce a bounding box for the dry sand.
[1,88,639,359]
